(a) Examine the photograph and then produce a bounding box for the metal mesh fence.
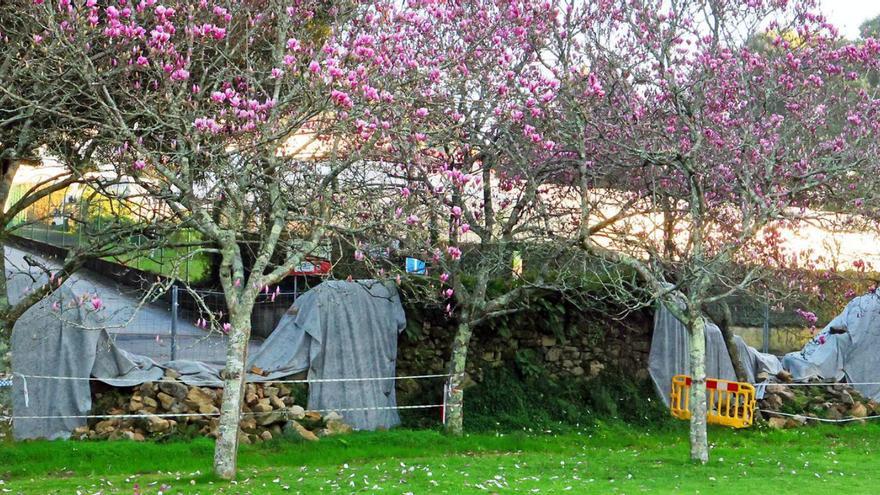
[102,286,299,364]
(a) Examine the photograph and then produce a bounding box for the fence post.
[171,285,179,361]
[762,302,770,354]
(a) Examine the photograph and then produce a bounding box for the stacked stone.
[759,377,879,428]
[72,369,353,443]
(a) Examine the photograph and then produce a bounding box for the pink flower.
[818,335,827,345]
[460,224,470,233]
[443,288,454,298]
[450,206,462,217]
[401,187,411,198]
[415,107,429,118]
[51,301,60,312]
[447,246,462,260]
[233,278,241,287]
[170,68,190,81]
[354,250,365,261]
[331,90,353,108]
[795,308,818,325]
[440,272,450,283]
[286,38,301,51]
[133,159,146,170]
[271,67,284,79]
[222,322,232,334]
[90,296,103,311]
[308,61,321,73]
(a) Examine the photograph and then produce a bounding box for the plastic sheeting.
[649,302,783,405]
[649,304,736,405]
[783,292,880,401]
[11,286,166,440]
[12,279,407,439]
[247,280,407,431]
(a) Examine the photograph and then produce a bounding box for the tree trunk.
[444,318,472,436]
[687,315,709,464]
[213,306,253,480]
[716,302,747,382]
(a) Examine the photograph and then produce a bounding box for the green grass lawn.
[1,422,879,494]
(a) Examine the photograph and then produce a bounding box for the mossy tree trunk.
[687,312,709,464]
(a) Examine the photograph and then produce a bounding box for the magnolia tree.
[541,0,880,462]
[16,0,449,478]
[342,1,653,435]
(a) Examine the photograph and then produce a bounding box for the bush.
[463,365,672,432]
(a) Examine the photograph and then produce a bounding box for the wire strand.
[758,409,880,423]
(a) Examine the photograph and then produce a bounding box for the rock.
[765,384,796,401]
[164,368,181,380]
[588,361,605,378]
[198,402,219,415]
[289,405,306,420]
[545,348,561,362]
[138,382,155,397]
[129,397,144,412]
[240,417,257,432]
[142,396,158,409]
[158,380,188,400]
[185,387,215,410]
[541,335,556,347]
[756,372,770,382]
[144,414,171,433]
[260,430,273,441]
[767,417,788,429]
[776,370,793,383]
[785,415,807,428]
[270,395,286,410]
[285,420,319,441]
[255,410,286,426]
[264,386,279,398]
[825,406,844,420]
[325,419,353,436]
[156,392,176,410]
[300,411,323,429]
[761,393,784,410]
[95,419,118,435]
[851,402,868,418]
[324,411,343,422]
[253,399,273,413]
[571,366,585,377]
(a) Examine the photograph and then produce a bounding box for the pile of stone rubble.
[757,372,879,428]
[73,370,352,443]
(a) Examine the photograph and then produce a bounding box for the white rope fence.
[1,372,454,385]
[0,372,457,422]
[758,409,880,423]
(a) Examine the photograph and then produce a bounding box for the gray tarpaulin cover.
[13,280,406,439]
[783,292,880,401]
[11,286,165,440]
[247,280,407,431]
[649,303,782,405]
[649,304,736,405]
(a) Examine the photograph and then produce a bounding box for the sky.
[820,0,880,39]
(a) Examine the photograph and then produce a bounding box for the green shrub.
[463,365,671,433]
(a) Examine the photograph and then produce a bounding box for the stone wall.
[395,307,653,387]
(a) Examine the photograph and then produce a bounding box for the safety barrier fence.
[670,375,757,428]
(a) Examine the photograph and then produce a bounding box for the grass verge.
[2,422,879,494]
